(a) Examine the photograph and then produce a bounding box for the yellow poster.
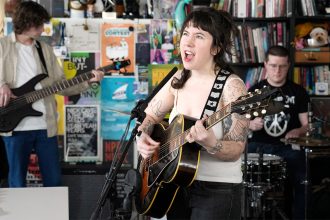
[148,64,182,92]
[55,95,65,135]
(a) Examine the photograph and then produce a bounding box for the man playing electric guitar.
[0,1,104,187]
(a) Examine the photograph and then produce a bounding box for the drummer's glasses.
[267,63,289,71]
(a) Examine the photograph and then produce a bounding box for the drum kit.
[242,136,330,220]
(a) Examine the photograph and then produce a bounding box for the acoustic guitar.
[135,87,280,218]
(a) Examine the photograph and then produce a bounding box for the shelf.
[233,17,290,22]
[61,161,130,175]
[229,63,264,67]
[295,62,330,66]
[294,15,330,22]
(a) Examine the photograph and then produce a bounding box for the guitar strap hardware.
[200,68,231,119]
[35,40,49,75]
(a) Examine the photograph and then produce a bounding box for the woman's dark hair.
[13,1,50,34]
[172,7,237,89]
[265,45,289,62]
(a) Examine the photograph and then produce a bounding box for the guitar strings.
[148,96,260,165]
[0,72,94,115]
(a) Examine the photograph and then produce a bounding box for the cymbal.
[281,137,330,147]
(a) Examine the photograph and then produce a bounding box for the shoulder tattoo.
[150,99,167,118]
[223,114,249,142]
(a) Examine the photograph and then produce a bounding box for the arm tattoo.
[150,99,167,118]
[223,116,232,134]
[223,114,249,142]
[142,120,154,135]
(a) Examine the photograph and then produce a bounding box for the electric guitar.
[0,59,131,132]
[135,87,280,218]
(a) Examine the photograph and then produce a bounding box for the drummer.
[247,46,309,219]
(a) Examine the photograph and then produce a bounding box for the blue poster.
[101,76,137,140]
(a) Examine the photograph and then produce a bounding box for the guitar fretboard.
[24,63,117,104]
[25,72,93,103]
[162,103,232,154]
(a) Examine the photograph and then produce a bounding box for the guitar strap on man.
[35,40,49,75]
[200,68,232,118]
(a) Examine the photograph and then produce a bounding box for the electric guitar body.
[0,74,47,131]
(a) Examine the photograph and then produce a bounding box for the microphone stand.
[89,67,178,220]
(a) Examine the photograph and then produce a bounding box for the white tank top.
[169,89,242,183]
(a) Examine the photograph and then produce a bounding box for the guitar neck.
[174,103,232,149]
[25,64,115,103]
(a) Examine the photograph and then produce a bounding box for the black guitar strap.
[200,68,231,119]
[35,40,49,75]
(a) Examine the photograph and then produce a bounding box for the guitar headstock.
[232,87,283,119]
[98,58,131,73]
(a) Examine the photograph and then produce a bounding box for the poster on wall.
[100,76,136,140]
[150,19,180,64]
[103,139,134,168]
[64,105,102,162]
[101,21,135,74]
[64,52,101,105]
[63,18,101,52]
[148,64,182,92]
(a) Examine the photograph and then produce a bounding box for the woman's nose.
[183,36,194,47]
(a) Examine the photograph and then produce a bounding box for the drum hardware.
[242,152,287,220]
[281,137,330,220]
[281,137,330,148]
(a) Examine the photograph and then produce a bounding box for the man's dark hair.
[12,1,50,34]
[265,45,289,62]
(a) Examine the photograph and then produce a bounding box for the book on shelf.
[293,65,330,95]
[237,0,247,18]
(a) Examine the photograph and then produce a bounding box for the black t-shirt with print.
[248,79,310,145]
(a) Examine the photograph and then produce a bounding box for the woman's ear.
[211,47,221,56]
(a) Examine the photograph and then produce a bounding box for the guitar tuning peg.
[246,114,251,119]
[261,109,266,114]
[253,111,259,117]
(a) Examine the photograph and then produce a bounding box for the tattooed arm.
[186,75,249,161]
[136,75,176,158]
[211,75,249,161]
